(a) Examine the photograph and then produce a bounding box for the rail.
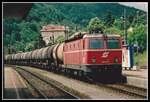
[14,66,79,99]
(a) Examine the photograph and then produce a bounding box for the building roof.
[40,25,66,32]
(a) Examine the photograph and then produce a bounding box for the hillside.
[3,3,147,53]
[26,3,144,30]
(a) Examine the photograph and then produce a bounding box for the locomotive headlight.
[92,57,96,63]
[114,57,118,63]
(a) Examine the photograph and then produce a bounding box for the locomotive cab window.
[107,39,120,49]
[89,39,103,49]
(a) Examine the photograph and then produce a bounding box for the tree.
[14,41,25,52]
[38,34,46,48]
[55,35,65,43]
[3,17,21,53]
[3,3,146,53]
[25,43,35,51]
[128,14,134,26]
[104,27,123,35]
[88,17,105,33]
[128,24,147,50]
[104,10,115,27]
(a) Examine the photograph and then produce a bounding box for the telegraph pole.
[121,9,127,45]
[65,26,69,40]
[124,9,127,45]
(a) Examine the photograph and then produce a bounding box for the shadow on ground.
[4,88,33,99]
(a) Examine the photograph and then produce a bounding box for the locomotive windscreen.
[89,39,103,49]
[107,39,120,49]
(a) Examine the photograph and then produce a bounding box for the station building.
[40,25,67,45]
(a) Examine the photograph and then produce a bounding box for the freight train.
[4,33,123,80]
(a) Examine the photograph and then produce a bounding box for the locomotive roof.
[83,34,121,38]
[65,33,121,42]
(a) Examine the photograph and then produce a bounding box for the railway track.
[97,83,147,98]
[14,66,79,99]
[11,65,147,99]
[140,66,147,69]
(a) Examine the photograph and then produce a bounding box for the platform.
[122,68,148,89]
[4,66,27,99]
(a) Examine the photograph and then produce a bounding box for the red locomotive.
[5,32,122,80]
[64,33,122,78]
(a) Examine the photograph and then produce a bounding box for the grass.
[134,50,147,66]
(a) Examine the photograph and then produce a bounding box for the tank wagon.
[4,33,123,79]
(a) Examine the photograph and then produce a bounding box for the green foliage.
[88,17,105,33]
[134,51,147,66]
[25,43,35,51]
[55,35,65,43]
[38,34,46,48]
[3,17,22,53]
[3,3,147,54]
[104,10,115,27]
[128,24,147,50]
[20,21,38,41]
[104,27,123,35]
[14,41,25,52]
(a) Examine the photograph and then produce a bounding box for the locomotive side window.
[89,39,103,49]
[107,39,120,49]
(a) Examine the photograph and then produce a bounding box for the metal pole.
[65,26,69,40]
[65,26,66,40]
[124,9,127,45]
[136,39,139,66]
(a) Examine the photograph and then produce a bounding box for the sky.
[118,2,148,12]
